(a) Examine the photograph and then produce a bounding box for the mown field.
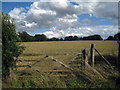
[21,41,118,56]
[3,41,119,88]
[19,41,118,66]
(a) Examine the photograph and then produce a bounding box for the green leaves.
[2,12,24,78]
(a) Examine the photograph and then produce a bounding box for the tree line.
[17,31,120,42]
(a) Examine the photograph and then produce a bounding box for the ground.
[3,41,119,88]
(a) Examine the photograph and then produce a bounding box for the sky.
[2,0,119,39]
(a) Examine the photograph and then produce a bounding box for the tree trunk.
[116,42,120,88]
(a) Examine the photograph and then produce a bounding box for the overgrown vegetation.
[2,12,24,79]
[3,58,118,88]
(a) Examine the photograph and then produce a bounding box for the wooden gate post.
[82,48,89,69]
[90,44,95,68]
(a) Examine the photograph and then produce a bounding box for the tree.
[116,32,120,87]
[79,37,83,40]
[34,34,47,41]
[2,13,24,78]
[0,12,2,80]
[73,36,79,40]
[60,38,63,41]
[18,31,35,42]
[83,34,103,40]
[49,37,59,41]
[64,36,74,41]
[114,33,120,41]
[106,36,114,40]
[64,36,80,41]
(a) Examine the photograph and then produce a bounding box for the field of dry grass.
[20,41,118,56]
[17,41,118,76]
[17,41,118,71]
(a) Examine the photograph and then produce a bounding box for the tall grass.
[3,64,118,88]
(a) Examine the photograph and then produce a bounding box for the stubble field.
[21,41,118,56]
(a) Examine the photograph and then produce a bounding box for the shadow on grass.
[92,55,119,88]
[94,55,118,68]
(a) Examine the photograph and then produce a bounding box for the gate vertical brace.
[90,44,95,68]
[82,48,89,69]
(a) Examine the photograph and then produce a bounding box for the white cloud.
[76,1,118,19]
[9,8,25,19]
[43,25,118,39]
[9,1,82,31]
[8,0,118,38]
[43,31,61,38]
[92,2,118,19]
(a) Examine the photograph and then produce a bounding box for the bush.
[2,13,24,78]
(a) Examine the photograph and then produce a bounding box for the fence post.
[82,48,89,69]
[90,44,95,68]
